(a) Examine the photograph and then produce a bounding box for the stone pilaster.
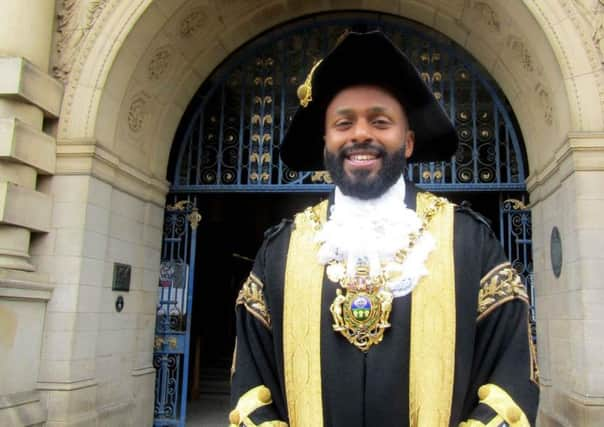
[528,132,604,426]
[0,1,60,425]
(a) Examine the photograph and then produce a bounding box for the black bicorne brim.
[280,31,459,171]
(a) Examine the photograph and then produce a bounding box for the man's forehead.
[332,106,391,115]
[330,84,400,99]
[326,85,407,116]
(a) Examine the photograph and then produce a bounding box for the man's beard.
[324,142,407,200]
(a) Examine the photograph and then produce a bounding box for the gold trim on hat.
[296,59,323,108]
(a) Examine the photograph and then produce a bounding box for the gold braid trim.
[528,321,540,385]
[283,200,328,427]
[228,385,288,427]
[475,384,530,427]
[229,421,288,427]
[236,273,271,329]
[409,192,456,426]
[459,415,506,427]
[230,339,237,379]
[477,262,528,322]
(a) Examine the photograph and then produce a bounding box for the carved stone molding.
[561,0,604,66]
[591,0,604,63]
[559,0,604,126]
[471,1,501,33]
[148,47,172,81]
[55,138,170,207]
[535,82,554,126]
[527,131,604,201]
[0,391,47,426]
[127,91,152,134]
[180,7,208,39]
[53,0,109,83]
[506,35,535,73]
[0,270,52,301]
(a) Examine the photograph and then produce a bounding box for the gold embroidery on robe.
[478,262,539,385]
[477,262,528,322]
[237,273,271,329]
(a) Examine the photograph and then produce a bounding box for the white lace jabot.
[315,176,435,297]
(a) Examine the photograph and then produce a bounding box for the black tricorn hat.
[280,31,458,171]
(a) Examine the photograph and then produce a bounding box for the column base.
[0,268,51,300]
[0,390,47,427]
[0,254,35,272]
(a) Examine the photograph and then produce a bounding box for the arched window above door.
[169,13,528,194]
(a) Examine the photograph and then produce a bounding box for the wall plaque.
[550,226,562,278]
[112,263,132,291]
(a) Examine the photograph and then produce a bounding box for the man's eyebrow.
[333,107,354,115]
[333,106,390,115]
[367,106,388,114]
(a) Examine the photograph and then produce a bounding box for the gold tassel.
[296,59,323,107]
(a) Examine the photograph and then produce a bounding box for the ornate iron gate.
[170,15,526,194]
[155,12,535,426]
[500,195,536,339]
[153,200,201,426]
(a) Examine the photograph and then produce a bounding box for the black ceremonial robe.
[230,185,539,427]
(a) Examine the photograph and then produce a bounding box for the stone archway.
[57,1,604,185]
[45,1,604,425]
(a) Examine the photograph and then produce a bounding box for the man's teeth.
[349,154,376,161]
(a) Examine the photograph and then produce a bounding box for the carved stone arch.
[55,0,600,198]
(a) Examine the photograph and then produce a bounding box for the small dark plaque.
[112,263,131,291]
[550,226,562,278]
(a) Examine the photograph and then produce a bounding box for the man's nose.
[351,120,372,143]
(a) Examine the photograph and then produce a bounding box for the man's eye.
[335,120,352,127]
[373,118,391,126]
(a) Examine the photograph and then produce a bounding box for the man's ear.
[404,131,415,159]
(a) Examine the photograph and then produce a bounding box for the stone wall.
[31,175,161,425]
[0,0,58,425]
[529,133,604,426]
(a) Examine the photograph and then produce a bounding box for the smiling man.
[323,85,415,199]
[229,31,539,427]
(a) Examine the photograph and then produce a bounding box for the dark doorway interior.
[445,192,501,236]
[186,193,326,399]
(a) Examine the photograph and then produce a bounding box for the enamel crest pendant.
[329,266,393,352]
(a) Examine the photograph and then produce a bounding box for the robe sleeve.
[229,240,288,427]
[459,230,540,427]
